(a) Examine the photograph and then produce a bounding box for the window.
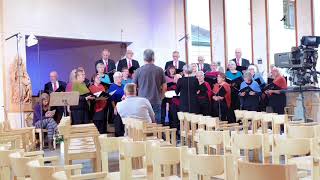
[225,0,252,62]
[283,0,295,29]
[186,0,211,64]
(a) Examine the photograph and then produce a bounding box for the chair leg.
[39,132,43,150]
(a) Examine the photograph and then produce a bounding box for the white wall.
[0,0,5,123]
[314,0,320,36]
[252,0,268,75]
[297,0,313,40]
[225,0,252,61]
[211,0,226,68]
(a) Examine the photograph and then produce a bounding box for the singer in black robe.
[265,68,287,114]
[211,73,235,123]
[196,71,212,116]
[175,75,200,114]
[68,71,94,125]
[239,74,262,111]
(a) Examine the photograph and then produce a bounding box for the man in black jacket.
[197,56,211,73]
[164,51,186,72]
[44,71,66,94]
[117,50,140,71]
[95,49,116,81]
[231,48,250,72]
[43,71,67,123]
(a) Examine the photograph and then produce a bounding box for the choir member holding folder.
[212,72,235,123]
[69,69,95,125]
[239,72,262,111]
[226,61,243,110]
[196,71,212,116]
[265,67,287,114]
[89,74,108,134]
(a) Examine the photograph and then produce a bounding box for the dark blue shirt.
[108,83,124,103]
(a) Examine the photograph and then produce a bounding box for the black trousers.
[198,98,211,116]
[114,114,124,137]
[71,109,89,125]
[160,98,168,125]
[93,120,105,134]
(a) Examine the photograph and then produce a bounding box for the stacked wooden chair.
[58,117,101,172]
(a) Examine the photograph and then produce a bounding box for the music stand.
[49,92,80,117]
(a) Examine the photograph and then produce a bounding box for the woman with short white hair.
[247,65,265,88]
[108,71,125,136]
[239,71,262,111]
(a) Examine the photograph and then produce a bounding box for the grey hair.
[113,71,122,78]
[248,65,257,72]
[228,60,236,66]
[195,71,204,77]
[182,64,193,75]
[143,49,155,62]
[243,71,253,80]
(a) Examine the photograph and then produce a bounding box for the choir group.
[33,48,288,149]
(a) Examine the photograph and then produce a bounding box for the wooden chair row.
[123,117,177,146]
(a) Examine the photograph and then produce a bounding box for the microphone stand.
[5,33,23,128]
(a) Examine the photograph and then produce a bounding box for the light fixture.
[26,34,38,47]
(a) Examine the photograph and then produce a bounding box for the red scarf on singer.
[212,82,231,108]
[89,84,107,112]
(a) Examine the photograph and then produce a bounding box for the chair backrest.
[188,154,225,179]
[287,125,315,138]
[180,146,196,173]
[197,130,228,155]
[119,139,146,180]
[237,160,298,180]
[153,146,181,180]
[231,133,268,162]
[98,135,127,172]
[272,114,288,134]
[9,152,42,178]
[52,171,108,180]
[272,136,311,164]
[0,149,23,180]
[27,159,57,180]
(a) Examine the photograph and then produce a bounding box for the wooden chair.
[152,146,181,180]
[182,112,195,147]
[9,151,58,180]
[237,160,298,180]
[0,149,24,180]
[272,136,316,179]
[188,154,234,180]
[59,120,101,172]
[119,139,147,180]
[180,146,196,180]
[271,114,288,134]
[197,130,229,155]
[177,112,187,145]
[27,159,84,180]
[52,171,108,180]
[311,137,320,179]
[286,124,317,138]
[0,127,36,151]
[231,133,269,163]
[98,135,127,172]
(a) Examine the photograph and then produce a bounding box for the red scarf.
[204,82,213,102]
[273,76,287,90]
[89,84,107,112]
[212,82,231,108]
